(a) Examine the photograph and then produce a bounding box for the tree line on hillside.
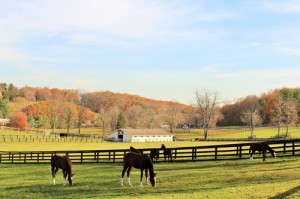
[0,83,300,139]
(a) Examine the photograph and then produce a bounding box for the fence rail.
[1,140,300,164]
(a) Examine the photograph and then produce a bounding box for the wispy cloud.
[217,68,300,79]
[0,0,234,44]
[275,47,300,56]
[261,0,300,13]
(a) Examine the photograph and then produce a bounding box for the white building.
[107,128,174,143]
[0,119,10,126]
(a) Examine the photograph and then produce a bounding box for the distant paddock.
[1,139,299,164]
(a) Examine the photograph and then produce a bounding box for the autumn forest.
[0,82,299,137]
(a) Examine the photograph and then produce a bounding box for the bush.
[8,112,27,130]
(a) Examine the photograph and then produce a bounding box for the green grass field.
[1,157,300,198]
[1,128,300,198]
[175,127,300,140]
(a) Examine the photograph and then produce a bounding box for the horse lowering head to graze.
[129,146,143,154]
[121,152,157,187]
[150,149,160,162]
[161,144,173,163]
[51,155,74,186]
[249,142,276,161]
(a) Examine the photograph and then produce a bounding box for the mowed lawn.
[1,157,300,199]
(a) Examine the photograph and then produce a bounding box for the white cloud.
[276,47,300,56]
[0,0,233,43]
[262,0,300,13]
[217,68,300,79]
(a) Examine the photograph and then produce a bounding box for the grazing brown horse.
[51,155,74,186]
[161,144,173,163]
[249,142,276,161]
[121,152,157,187]
[130,146,143,154]
[150,149,160,162]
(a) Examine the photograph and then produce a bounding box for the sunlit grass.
[1,157,300,198]
[0,141,243,151]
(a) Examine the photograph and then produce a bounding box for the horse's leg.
[127,166,133,186]
[250,150,255,160]
[140,169,144,187]
[145,168,149,185]
[51,165,56,185]
[63,169,67,186]
[263,151,266,161]
[121,164,129,187]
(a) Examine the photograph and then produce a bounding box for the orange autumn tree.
[9,112,27,130]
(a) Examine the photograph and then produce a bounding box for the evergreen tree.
[0,99,10,118]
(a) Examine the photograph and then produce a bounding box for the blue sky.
[1,0,300,105]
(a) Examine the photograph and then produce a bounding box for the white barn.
[0,119,10,126]
[107,129,174,143]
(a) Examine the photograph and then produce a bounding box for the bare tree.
[128,104,144,129]
[142,109,158,129]
[195,89,222,140]
[164,101,181,133]
[282,98,298,137]
[241,110,262,138]
[75,90,88,134]
[98,97,115,136]
[48,94,62,132]
[240,96,262,138]
[271,93,285,138]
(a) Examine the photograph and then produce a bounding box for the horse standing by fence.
[51,155,74,186]
[161,144,173,163]
[121,152,157,187]
[249,142,276,161]
[150,149,160,162]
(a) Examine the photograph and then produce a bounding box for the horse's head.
[68,173,75,186]
[150,173,157,187]
[271,150,276,158]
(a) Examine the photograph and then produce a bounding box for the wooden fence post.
[215,147,218,160]
[292,142,295,156]
[239,146,242,159]
[284,142,286,154]
[81,152,83,163]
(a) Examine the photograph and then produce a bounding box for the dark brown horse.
[150,149,160,162]
[161,144,173,163]
[249,142,276,161]
[121,152,157,187]
[51,155,74,186]
[130,146,143,154]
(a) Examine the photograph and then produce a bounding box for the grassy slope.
[176,127,300,139]
[1,157,300,199]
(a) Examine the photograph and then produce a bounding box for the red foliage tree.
[9,112,27,130]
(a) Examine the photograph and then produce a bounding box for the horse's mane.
[66,156,72,173]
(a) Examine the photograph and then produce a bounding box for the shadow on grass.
[269,185,300,199]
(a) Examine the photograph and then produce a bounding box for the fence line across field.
[1,139,299,164]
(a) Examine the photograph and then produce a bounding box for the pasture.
[1,157,300,198]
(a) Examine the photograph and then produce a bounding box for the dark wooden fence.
[1,140,300,164]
